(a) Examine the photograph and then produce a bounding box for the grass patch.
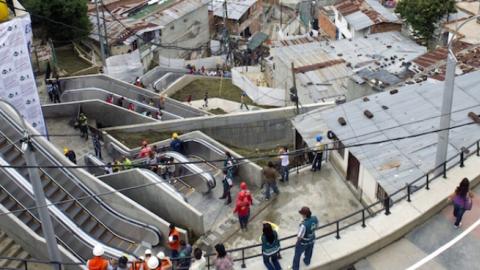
[108,130,173,149]
[208,108,227,115]
[55,46,91,75]
[171,78,257,105]
[222,144,286,167]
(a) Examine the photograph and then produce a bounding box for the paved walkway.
[221,163,363,260]
[354,184,480,270]
[186,98,260,113]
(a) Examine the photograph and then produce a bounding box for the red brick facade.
[370,22,402,34]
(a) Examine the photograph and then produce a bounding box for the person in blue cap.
[311,135,325,172]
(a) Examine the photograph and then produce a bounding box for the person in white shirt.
[189,248,207,270]
[279,146,290,182]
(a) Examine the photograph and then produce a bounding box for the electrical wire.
[1,120,477,170]
[0,0,209,52]
[0,154,253,217]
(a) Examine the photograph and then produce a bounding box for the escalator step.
[100,231,115,245]
[66,203,82,218]
[74,212,90,225]
[83,218,98,232]
[91,226,106,239]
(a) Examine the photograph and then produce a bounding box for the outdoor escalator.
[0,107,162,260]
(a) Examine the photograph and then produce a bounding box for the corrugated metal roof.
[209,0,257,21]
[365,0,398,22]
[345,11,374,31]
[314,70,480,195]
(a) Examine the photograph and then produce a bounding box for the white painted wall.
[333,9,353,39]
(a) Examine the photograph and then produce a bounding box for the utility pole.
[290,62,299,114]
[24,137,62,269]
[95,0,106,67]
[101,1,109,57]
[0,100,61,270]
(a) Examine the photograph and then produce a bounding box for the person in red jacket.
[87,244,111,270]
[234,182,253,231]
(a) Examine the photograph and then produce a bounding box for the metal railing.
[2,137,477,269]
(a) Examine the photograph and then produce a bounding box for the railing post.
[23,260,27,270]
[241,249,246,268]
[426,174,430,190]
[384,196,391,215]
[335,221,340,239]
[460,151,465,168]
[477,141,479,156]
[407,185,411,202]
[361,209,366,228]
[56,262,61,270]
[443,162,447,178]
[207,254,210,270]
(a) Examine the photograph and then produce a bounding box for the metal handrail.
[0,158,84,263]
[0,107,163,246]
[0,129,137,249]
[1,138,478,268]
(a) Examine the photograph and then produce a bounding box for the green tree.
[395,0,456,47]
[21,0,91,41]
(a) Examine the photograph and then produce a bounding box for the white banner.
[0,15,46,134]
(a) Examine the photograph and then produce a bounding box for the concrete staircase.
[0,230,30,269]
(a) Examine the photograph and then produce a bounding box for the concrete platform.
[355,184,480,270]
[223,163,363,257]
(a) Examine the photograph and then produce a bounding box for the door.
[346,152,360,188]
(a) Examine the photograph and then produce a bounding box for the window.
[331,133,345,159]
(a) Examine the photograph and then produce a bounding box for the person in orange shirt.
[129,256,144,270]
[87,244,112,270]
[156,252,173,270]
[168,224,180,258]
[142,249,153,270]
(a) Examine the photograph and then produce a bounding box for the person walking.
[189,248,207,270]
[219,169,233,205]
[138,140,152,158]
[261,222,281,270]
[114,256,129,270]
[178,240,193,269]
[78,113,89,140]
[234,183,253,231]
[214,244,233,270]
[143,250,153,270]
[262,161,280,200]
[46,81,54,102]
[291,207,318,270]
[279,147,290,182]
[92,132,102,159]
[311,135,325,172]
[64,147,77,164]
[449,177,474,228]
[240,92,249,110]
[52,81,61,103]
[223,151,237,177]
[203,92,208,108]
[87,244,112,270]
[168,224,181,258]
[187,95,192,106]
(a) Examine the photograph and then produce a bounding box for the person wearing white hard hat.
[87,244,112,270]
[156,251,172,270]
[142,249,153,270]
[147,256,160,270]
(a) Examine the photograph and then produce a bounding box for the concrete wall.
[102,104,332,149]
[0,205,82,269]
[159,3,210,58]
[29,130,187,248]
[42,100,156,128]
[333,8,352,39]
[59,74,206,118]
[99,169,204,236]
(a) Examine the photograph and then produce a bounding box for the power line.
[1,0,209,52]
[0,120,478,170]
[0,156,253,218]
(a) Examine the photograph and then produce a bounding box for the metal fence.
[2,139,479,269]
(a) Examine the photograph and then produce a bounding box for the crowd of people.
[104,94,165,121]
